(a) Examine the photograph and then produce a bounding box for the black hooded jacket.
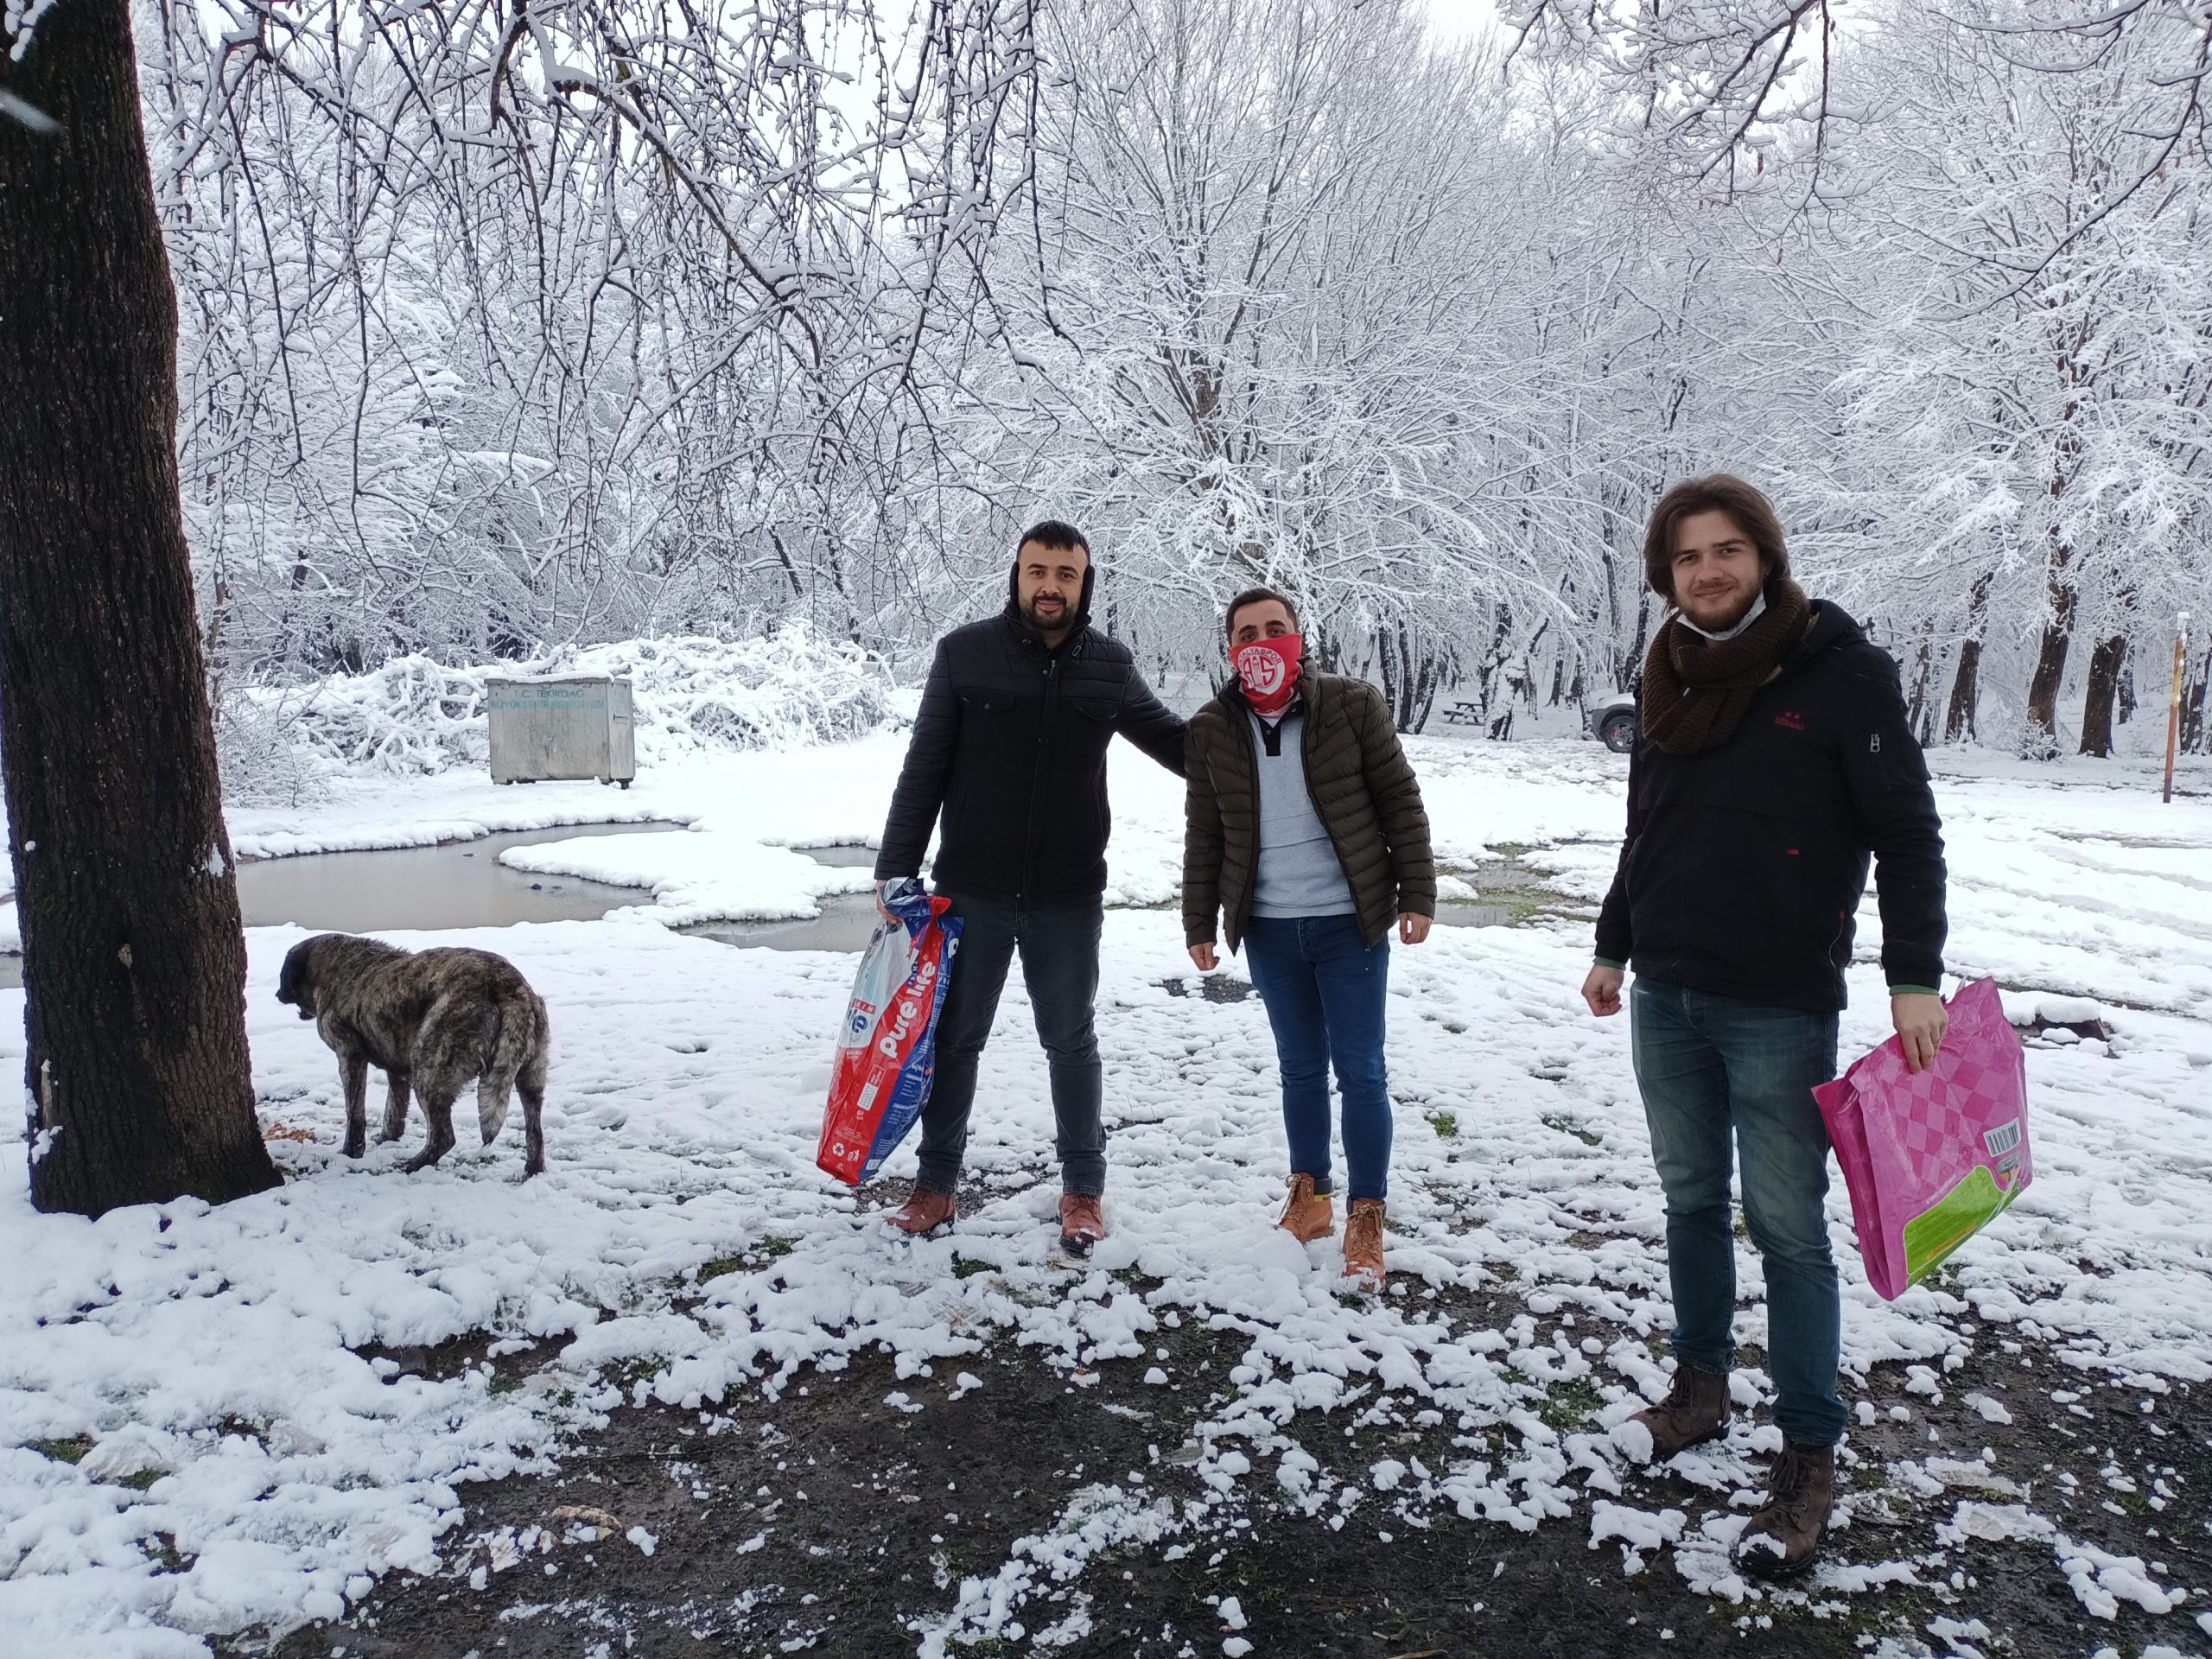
[1594,603,1948,1012]
[874,562,1187,906]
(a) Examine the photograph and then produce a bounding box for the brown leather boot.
[1275,1174,1334,1243]
[1058,1192,1107,1256]
[1626,1363,1732,1462]
[1734,1442,1836,1577]
[886,1186,956,1237]
[1343,1198,1386,1290]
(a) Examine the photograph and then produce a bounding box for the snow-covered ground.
[3,734,2209,1656]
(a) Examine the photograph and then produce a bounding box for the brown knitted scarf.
[1638,579,1814,756]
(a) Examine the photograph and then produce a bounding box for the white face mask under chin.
[1680,588,1767,643]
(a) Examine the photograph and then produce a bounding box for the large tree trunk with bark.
[2077,633,2126,758]
[0,0,279,1215]
[1942,572,1993,744]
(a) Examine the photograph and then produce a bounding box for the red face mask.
[1232,634,1303,718]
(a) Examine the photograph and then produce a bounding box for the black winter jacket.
[1594,604,1947,1013]
[875,583,1186,906]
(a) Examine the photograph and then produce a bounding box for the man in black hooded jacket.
[874,521,1185,1253]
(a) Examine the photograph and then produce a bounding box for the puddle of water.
[233,823,681,932]
[684,892,884,955]
[1434,858,1562,928]
[0,823,680,991]
[791,844,879,868]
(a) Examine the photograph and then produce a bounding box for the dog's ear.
[276,940,310,1010]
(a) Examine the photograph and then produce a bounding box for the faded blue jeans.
[1630,976,1845,1449]
[1243,913,1393,1203]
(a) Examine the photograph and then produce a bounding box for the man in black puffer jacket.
[874,521,1185,1253]
[1580,474,1948,1581]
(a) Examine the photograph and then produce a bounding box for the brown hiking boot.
[1275,1174,1333,1243]
[886,1186,956,1238]
[1734,1442,1837,1578]
[1343,1198,1386,1289]
[1058,1192,1106,1256]
[1626,1363,1733,1463]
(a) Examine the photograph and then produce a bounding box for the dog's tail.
[478,985,551,1145]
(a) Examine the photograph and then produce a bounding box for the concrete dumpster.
[486,676,636,787]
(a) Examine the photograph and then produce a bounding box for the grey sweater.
[1247,712,1357,918]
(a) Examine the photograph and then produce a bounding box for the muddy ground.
[233,1218,2209,1659]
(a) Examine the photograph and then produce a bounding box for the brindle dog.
[276,933,550,1175]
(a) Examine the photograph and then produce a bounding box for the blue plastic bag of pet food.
[816,878,963,1184]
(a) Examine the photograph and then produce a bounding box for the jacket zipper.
[1018,649,1061,907]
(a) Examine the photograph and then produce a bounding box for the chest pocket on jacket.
[957,687,1014,714]
[1070,696,1120,722]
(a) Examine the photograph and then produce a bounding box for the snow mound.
[243,626,898,779]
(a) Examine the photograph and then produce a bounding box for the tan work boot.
[1275,1173,1334,1243]
[1626,1363,1733,1463]
[1343,1198,1386,1289]
[1058,1192,1107,1257]
[886,1186,956,1238]
[1734,1442,1837,1578]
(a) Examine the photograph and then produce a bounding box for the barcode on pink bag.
[1983,1120,2022,1157]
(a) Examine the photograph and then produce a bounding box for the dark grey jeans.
[913,891,1105,1197]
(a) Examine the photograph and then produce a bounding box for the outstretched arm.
[1118,669,1187,777]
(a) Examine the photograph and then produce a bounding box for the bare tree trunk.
[2077,634,2126,758]
[1942,572,1993,744]
[2022,537,2076,760]
[1904,618,1936,745]
[0,0,279,1215]
[2183,644,2210,755]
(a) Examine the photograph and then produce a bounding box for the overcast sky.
[1423,0,1503,45]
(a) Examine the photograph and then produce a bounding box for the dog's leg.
[403,1088,460,1173]
[379,1071,411,1143]
[340,1053,370,1159]
[518,1050,547,1178]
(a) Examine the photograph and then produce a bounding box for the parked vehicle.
[1585,691,1637,753]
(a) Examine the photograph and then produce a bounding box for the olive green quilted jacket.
[1183,671,1436,952]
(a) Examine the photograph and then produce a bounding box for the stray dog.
[276,933,550,1175]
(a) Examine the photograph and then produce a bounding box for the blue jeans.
[915,892,1105,1197]
[1630,976,1845,1449]
[1243,914,1393,1203]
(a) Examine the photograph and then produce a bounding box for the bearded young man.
[873,521,1185,1255]
[1580,475,1949,1576]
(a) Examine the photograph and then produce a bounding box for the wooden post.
[2168,614,2191,805]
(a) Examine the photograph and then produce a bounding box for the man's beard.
[1684,584,1758,631]
[1021,595,1072,632]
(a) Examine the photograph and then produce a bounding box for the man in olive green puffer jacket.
[1182,588,1436,1287]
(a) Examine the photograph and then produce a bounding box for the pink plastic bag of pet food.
[1813,977,2031,1301]
[817,878,962,1185]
